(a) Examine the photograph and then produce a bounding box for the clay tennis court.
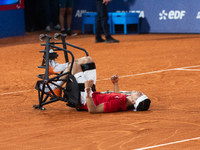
[0,32,200,150]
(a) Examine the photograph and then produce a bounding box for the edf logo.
[159,10,186,20]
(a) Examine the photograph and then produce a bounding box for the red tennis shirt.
[80,92,127,113]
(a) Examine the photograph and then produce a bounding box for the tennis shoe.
[40,83,62,97]
[49,59,68,74]
[54,24,61,30]
[66,29,77,36]
[105,37,119,43]
[61,29,66,34]
[45,25,51,32]
[95,38,105,43]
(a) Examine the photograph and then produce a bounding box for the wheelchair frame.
[33,33,89,110]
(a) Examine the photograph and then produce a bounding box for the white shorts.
[74,69,96,105]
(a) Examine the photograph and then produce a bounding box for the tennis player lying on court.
[43,56,151,113]
[84,76,151,113]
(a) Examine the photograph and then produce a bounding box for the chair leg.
[109,24,112,34]
[82,24,85,34]
[124,24,127,34]
[113,24,115,34]
[93,24,96,34]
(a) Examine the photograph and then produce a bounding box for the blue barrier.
[111,12,139,34]
[0,0,25,39]
[72,0,200,33]
[0,9,25,38]
[71,0,96,32]
[1,0,200,38]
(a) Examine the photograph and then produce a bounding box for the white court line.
[1,65,200,96]
[133,136,200,150]
[97,65,200,81]
[0,89,33,96]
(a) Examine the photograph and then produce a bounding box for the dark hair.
[127,105,134,110]
[136,99,151,111]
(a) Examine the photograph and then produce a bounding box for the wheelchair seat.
[64,62,96,109]
[64,74,81,107]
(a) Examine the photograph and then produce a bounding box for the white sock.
[85,88,92,98]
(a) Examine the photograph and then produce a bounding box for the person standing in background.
[94,0,119,43]
[59,0,77,35]
[45,0,61,32]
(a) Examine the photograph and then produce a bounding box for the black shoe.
[95,38,105,43]
[61,30,66,34]
[66,29,77,36]
[105,37,119,43]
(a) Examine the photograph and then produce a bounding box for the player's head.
[130,91,151,111]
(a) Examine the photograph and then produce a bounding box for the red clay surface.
[0,31,200,150]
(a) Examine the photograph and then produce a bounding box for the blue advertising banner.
[124,0,200,33]
[0,0,19,5]
[72,0,200,33]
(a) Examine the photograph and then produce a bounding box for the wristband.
[85,88,92,98]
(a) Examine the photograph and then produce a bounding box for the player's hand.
[85,80,94,89]
[111,74,119,84]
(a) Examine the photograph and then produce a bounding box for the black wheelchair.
[33,33,96,110]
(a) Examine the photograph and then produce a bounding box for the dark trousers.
[95,0,111,39]
[43,0,59,26]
